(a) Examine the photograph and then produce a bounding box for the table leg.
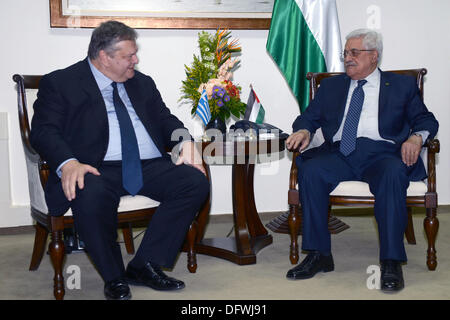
[232,162,254,256]
[244,163,270,237]
[238,162,273,254]
[194,161,272,265]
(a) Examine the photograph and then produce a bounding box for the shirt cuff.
[412,131,429,145]
[56,158,77,178]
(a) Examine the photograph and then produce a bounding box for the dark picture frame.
[49,0,272,29]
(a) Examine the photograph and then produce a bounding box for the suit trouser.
[70,157,210,282]
[297,138,411,262]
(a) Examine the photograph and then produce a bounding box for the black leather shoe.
[380,260,404,293]
[125,262,185,291]
[104,278,131,300]
[286,252,334,280]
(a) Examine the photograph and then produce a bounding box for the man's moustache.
[345,62,357,67]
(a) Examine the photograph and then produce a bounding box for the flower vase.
[205,117,227,135]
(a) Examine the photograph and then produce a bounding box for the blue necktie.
[339,80,367,156]
[111,82,143,195]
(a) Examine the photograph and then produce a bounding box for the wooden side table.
[193,137,285,265]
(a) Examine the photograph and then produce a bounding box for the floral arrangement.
[180,29,246,123]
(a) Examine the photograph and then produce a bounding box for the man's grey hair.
[88,20,137,60]
[346,28,383,65]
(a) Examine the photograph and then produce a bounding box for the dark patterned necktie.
[111,82,143,195]
[339,79,367,156]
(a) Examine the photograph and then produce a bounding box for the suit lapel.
[378,69,391,137]
[124,78,161,148]
[79,59,108,116]
[378,69,389,115]
[75,59,110,144]
[332,75,351,136]
[124,78,146,120]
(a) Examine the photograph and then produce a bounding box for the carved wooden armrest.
[425,138,440,196]
[38,159,50,188]
[288,151,300,205]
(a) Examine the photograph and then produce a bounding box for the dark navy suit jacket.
[30,58,189,215]
[292,70,439,178]
[293,70,438,144]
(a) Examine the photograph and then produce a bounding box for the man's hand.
[60,160,101,201]
[286,129,311,152]
[176,141,207,176]
[401,134,423,167]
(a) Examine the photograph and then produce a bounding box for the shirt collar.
[351,67,380,88]
[365,67,380,86]
[88,58,113,91]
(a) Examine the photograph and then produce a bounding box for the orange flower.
[215,29,241,66]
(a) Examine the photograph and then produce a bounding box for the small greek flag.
[195,89,211,126]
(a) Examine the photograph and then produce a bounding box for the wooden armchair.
[287,69,440,270]
[13,74,211,299]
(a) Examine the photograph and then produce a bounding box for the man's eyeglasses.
[340,49,375,60]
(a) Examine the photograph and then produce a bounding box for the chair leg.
[288,204,301,265]
[424,208,439,271]
[404,208,416,245]
[122,223,135,255]
[49,217,65,300]
[29,222,49,271]
[186,222,198,273]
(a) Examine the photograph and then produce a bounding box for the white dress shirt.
[87,59,161,161]
[56,59,161,177]
[332,68,428,144]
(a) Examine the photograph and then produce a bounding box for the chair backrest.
[13,74,49,213]
[13,75,42,159]
[306,68,427,101]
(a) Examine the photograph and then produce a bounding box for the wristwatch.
[412,132,423,144]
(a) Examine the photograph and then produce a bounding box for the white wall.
[0,0,448,227]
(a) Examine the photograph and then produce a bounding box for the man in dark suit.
[30,21,210,300]
[285,29,438,292]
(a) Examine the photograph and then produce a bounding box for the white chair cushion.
[329,180,428,197]
[300,136,429,198]
[32,194,159,217]
[62,195,159,216]
[117,195,160,212]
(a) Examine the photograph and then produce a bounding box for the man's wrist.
[411,130,429,146]
[57,158,77,178]
[411,132,423,145]
[299,129,310,139]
